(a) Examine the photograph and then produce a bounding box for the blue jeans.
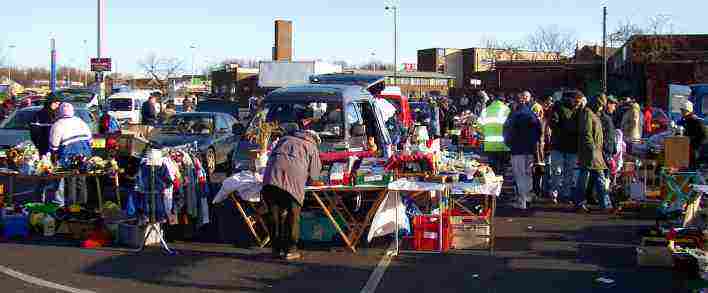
[575,169,612,209]
[549,151,577,201]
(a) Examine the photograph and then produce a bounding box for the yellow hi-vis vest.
[479,100,510,152]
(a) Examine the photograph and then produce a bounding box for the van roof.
[107,90,153,99]
[265,84,371,104]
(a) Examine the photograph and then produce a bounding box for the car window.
[1,110,37,130]
[215,115,229,131]
[163,115,214,135]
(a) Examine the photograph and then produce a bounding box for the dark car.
[0,106,98,159]
[149,112,239,175]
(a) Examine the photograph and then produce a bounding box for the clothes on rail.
[133,150,210,226]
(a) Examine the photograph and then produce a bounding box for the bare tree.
[331,60,350,69]
[139,52,184,93]
[609,18,646,47]
[630,14,679,64]
[219,57,259,68]
[525,25,577,58]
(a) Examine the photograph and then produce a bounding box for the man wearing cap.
[678,100,707,169]
[30,94,61,156]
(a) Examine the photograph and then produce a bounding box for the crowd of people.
[467,89,707,214]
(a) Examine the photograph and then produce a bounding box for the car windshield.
[1,109,94,130]
[262,102,345,138]
[1,110,37,129]
[162,115,214,135]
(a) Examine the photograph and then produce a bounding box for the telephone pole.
[97,0,106,104]
[602,6,608,94]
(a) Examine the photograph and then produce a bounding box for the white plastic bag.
[367,192,410,242]
[213,171,263,204]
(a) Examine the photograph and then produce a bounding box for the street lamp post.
[7,45,16,83]
[385,5,398,83]
[190,44,197,89]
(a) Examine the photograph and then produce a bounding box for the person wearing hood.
[678,100,706,169]
[621,100,642,143]
[548,91,582,203]
[575,93,613,213]
[262,128,322,261]
[30,95,61,156]
[503,91,542,210]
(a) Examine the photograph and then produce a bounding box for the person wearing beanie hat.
[48,102,93,206]
[678,100,706,168]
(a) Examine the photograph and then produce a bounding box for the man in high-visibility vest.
[479,97,511,174]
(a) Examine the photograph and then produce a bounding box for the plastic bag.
[213,171,263,204]
[367,193,410,242]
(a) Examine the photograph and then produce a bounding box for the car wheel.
[205,148,217,176]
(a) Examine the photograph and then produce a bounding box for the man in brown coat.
[262,129,322,260]
[575,93,613,213]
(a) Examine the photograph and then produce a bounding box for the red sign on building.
[90,58,112,72]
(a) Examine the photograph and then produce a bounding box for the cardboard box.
[664,136,690,169]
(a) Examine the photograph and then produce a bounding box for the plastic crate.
[300,211,346,242]
[452,222,490,249]
[2,214,29,239]
[412,215,452,252]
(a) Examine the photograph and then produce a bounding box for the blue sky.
[1,0,706,74]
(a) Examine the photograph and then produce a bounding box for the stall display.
[386,178,450,254]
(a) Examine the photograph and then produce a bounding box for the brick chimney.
[273,20,293,61]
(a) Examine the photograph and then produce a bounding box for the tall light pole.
[83,39,88,87]
[602,6,608,94]
[7,44,15,83]
[190,44,197,88]
[50,39,57,91]
[97,0,106,104]
[385,5,398,82]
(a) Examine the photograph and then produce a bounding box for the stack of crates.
[411,215,452,252]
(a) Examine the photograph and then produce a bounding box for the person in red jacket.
[643,104,653,137]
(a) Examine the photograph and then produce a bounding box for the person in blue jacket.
[503,91,543,210]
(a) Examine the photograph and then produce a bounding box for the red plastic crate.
[412,215,452,252]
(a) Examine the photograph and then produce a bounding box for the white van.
[107,90,154,124]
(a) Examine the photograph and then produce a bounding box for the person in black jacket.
[30,95,61,156]
[548,92,582,203]
[678,100,707,169]
[141,92,160,126]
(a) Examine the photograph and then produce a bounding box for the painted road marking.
[360,243,396,293]
[0,265,97,293]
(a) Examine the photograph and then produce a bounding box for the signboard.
[398,63,417,72]
[90,58,112,72]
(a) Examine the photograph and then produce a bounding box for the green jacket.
[577,106,607,170]
[480,100,510,152]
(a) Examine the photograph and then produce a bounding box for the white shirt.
[49,116,92,151]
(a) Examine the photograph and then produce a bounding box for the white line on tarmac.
[0,265,97,293]
[360,243,396,293]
